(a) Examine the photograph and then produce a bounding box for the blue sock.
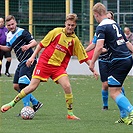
[22,94,31,107]
[121,86,125,96]
[117,104,127,118]
[115,93,133,113]
[101,90,108,107]
[30,94,38,106]
[17,89,30,107]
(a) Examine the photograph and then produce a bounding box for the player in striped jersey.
[0,15,43,113]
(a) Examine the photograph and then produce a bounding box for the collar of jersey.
[62,28,76,38]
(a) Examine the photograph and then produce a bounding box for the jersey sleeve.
[96,26,105,40]
[92,33,97,44]
[40,29,56,48]
[73,37,88,63]
[22,30,34,43]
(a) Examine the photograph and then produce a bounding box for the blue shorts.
[0,50,11,60]
[108,56,132,87]
[98,60,110,82]
[13,60,37,85]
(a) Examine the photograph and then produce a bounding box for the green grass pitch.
[0,75,133,133]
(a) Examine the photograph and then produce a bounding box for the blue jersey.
[92,33,110,61]
[6,27,34,63]
[95,19,131,61]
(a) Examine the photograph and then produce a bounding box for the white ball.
[21,106,35,120]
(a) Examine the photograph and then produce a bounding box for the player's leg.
[24,60,43,112]
[57,75,80,120]
[13,83,30,107]
[0,50,4,76]
[99,61,109,110]
[108,57,133,125]
[109,87,133,125]
[1,78,41,113]
[101,81,108,110]
[4,51,11,77]
[121,86,125,96]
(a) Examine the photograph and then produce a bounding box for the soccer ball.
[20,106,35,120]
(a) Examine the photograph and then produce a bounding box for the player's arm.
[126,41,133,53]
[21,39,37,52]
[89,39,104,72]
[0,45,11,51]
[85,60,99,80]
[26,44,42,67]
[85,43,95,52]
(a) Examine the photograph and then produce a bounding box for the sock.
[65,93,73,115]
[30,94,38,106]
[101,90,108,107]
[121,86,125,96]
[115,93,133,113]
[117,104,127,118]
[22,94,31,107]
[5,61,11,73]
[14,90,26,104]
[17,89,31,107]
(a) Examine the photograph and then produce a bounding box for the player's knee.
[63,83,71,89]
[13,84,20,91]
[19,83,28,90]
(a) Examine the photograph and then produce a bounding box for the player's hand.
[21,45,30,52]
[93,70,99,80]
[89,61,95,73]
[26,57,34,67]
[102,48,108,53]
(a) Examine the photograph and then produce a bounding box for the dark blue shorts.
[98,60,110,82]
[0,50,11,60]
[13,60,37,85]
[108,56,132,87]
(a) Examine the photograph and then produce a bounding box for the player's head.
[65,13,78,35]
[124,27,131,36]
[106,11,114,20]
[93,2,107,23]
[5,15,17,33]
[0,17,4,28]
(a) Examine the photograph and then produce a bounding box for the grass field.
[0,75,133,133]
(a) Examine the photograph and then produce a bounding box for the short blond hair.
[93,2,107,16]
[66,13,78,22]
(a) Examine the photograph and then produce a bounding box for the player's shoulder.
[99,19,116,26]
[53,27,63,32]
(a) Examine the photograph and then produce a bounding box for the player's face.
[6,19,17,33]
[93,12,100,23]
[65,20,76,35]
[0,18,4,28]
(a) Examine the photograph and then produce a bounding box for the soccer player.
[1,13,98,120]
[86,11,125,110]
[89,2,133,125]
[0,15,43,113]
[0,17,12,77]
